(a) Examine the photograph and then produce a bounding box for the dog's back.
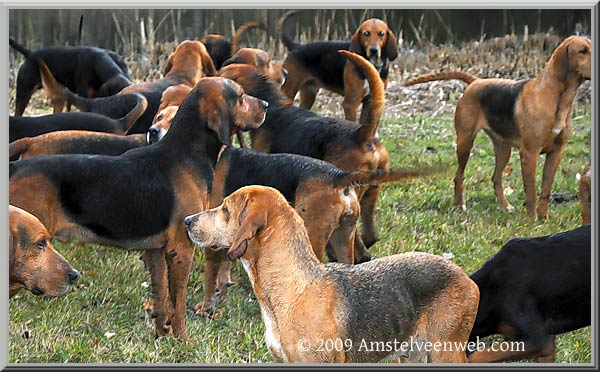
[470,225,591,340]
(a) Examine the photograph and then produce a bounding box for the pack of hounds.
[8,10,592,364]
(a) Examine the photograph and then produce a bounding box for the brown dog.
[186,186,479,363]
[222,48,288,87]
[579,163,591,225]
[9,205,80,298]
[403,36,591,220]
[280,11,397,123]
[147,84,192,143]
[9,77,268,339]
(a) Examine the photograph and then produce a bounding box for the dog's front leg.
[144,248,174,338]
[537,148,565,220]
[166,239,195,340]
[519,148,539,219]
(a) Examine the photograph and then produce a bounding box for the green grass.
[9,103,592,364]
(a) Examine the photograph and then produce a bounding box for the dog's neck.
[239,212,325,316]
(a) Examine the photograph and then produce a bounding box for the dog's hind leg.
[487,132,514,211]
[537,148,564,220]
[299,84,319,110]
[359,185,380,249]
[195,248,227,317]
[453,120,478,210]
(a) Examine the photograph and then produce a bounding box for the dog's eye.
[157,115,163,121]
[222,206,229,219]
[378,31,385,37]
[580,49,589,55]
[35,239,46,251]
[364,31,370,37]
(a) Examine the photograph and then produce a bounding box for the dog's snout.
[67,269,81,284]
[184,215,194,227]
[369,46,379,55]
[149,127,159,136]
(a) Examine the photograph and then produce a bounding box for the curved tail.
[9,137,32,160]
[77,14,84,45]
[339,50,385,145]
[9,38,31,58]
[403,71,478,87]
[278,10,301,52]
[121,94,148,133]
[231,21,270,53]
[334,167,437,188]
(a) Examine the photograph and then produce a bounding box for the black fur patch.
[478,80,529,139]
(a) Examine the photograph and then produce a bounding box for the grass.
[8,97,592,364]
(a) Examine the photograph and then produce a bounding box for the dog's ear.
[350,29,365,55]
[228,196,267,261]
[164,52,175,76]
[206,108,232,146]
[551,38,572,81]
[384,29,399,61]
[201,48,218,77]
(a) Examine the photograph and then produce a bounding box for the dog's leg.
[359,185,380,249]
[236,131,249,148]
[216,259,233,301]
[519,148,539,219]
[537,148,564,220]
[144,249,173,338]
[299,85,318,110]
[165,239,195,340]
[490,136,514,211]
[196,248,227,316]
[14,77,36,116]
[454,129,477,210]
[536,335,556,362]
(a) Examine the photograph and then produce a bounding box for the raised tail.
[339,50,385,145]
[334,167,438,188]
[231,21,270,53]
[9,38,31,58]
[403,71,478,87]
[120,93,148,133]
[9,137,32,160]
[77,14,84,45]
[278,10,301,52]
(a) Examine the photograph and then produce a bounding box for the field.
[8,35,592,363]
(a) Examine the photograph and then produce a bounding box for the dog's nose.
[261,100,269,109]
[184,215,194,227]
[282,68,288,77]
[149,127,159,136]
[369,46,379,55]
[67,269,80,284]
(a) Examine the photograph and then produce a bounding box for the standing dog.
[9,205,80,298]
[186,186,479,363]
[279,11,398,122]
[468,225,591,362]
[9,77,268,339]
[403,36,592,220]
[10,38,131,115]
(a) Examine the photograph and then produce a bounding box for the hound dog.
[146,84,192,143]
[578,163,591,225]
[9,38,131,115]
[9,205,80,298]
[9,131,147,160]
[186,186,479,363]
[403,36,591,220]
[40,40,217,134]
[221,50,390,258]
[9,77,268,339]
[468,225,590,363]
[197,147,428,315]
[279,11,398,123]
[202,21,269,70]
[222,48,288,87]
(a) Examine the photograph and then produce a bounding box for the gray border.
[1,1,597,368]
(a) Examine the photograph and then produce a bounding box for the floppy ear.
[201,49,218,76]
[8,225,16,269]
[349,29,365,55]
[384,30,399,61]
[551,41,571,81]
[228,197,267,261]
[206,108,233,146]
[164,52,175,75]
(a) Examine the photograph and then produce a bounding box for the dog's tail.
[402,71,478,87]
[77,14,84,45]
[231,21,270,53]
[278,10,301,52]
[9,38,31,58]
[339,50,385,145]
[334,167,439,188]
[9,137,32,160]
[120,93,148,133]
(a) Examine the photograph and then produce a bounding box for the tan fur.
[579,163,591,225]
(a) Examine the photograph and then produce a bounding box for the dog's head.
[350,18,398,68]
[148,106,179,144]
[222,48,288,86]
[551,35,591,81]
[9,206,80,298]
[195,77,268,145]
[164,40,217,84]
[186,186,297,263]
[158,84,192,111]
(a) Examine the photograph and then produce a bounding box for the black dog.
[468,225,591,363]
[10,38,131,115]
